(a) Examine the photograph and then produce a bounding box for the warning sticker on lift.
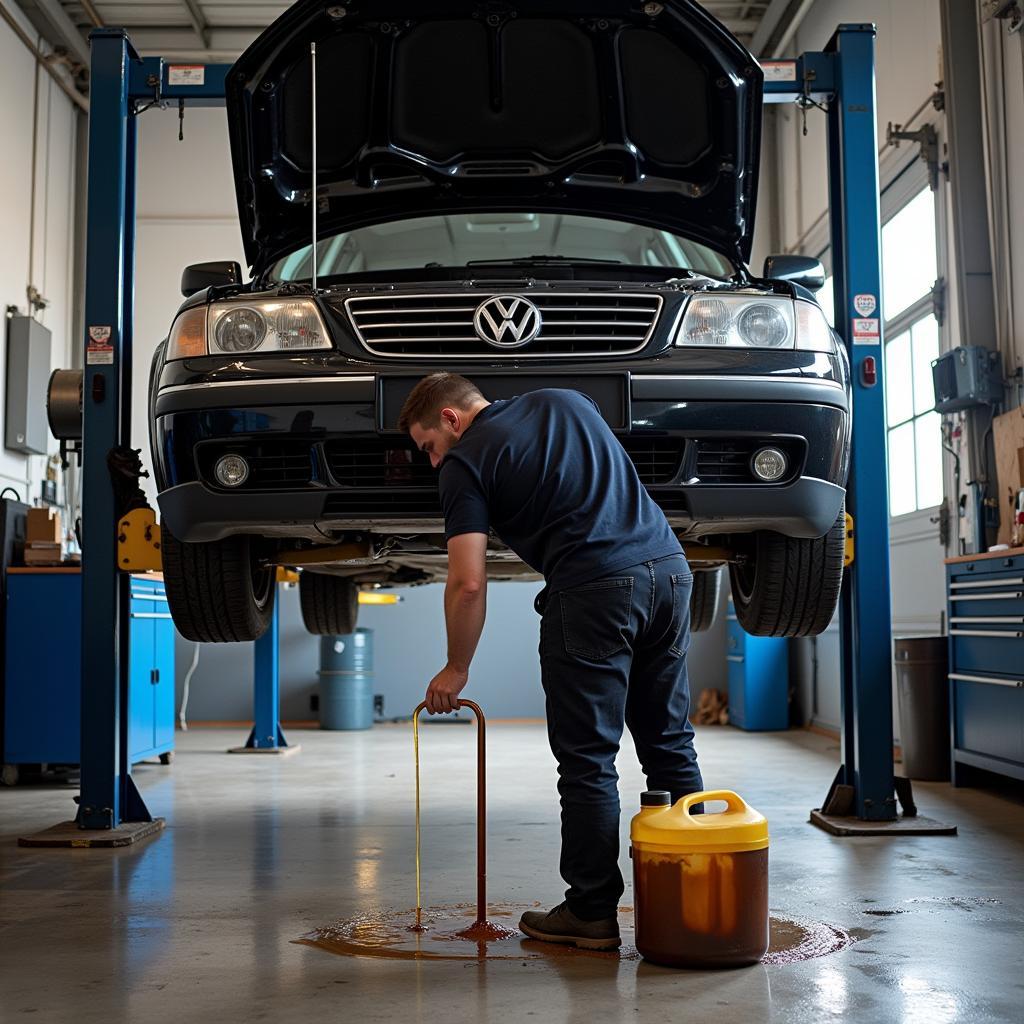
[851,318,880,345]
[87,325,113,364]
[853,293,877,317]
[168,65,205,86]
[760,61,798,82]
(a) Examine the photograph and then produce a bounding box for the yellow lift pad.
[117,507,162,572]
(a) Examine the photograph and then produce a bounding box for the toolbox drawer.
[951,632,1024,676]
[953,676,1024,765]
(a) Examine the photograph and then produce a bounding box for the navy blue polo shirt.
[437,388,682,593]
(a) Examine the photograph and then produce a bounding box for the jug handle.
[678,789,747,819]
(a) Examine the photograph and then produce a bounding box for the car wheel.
[299,572,359,635]
[728,505,845,638]
[689,568,722,633]
[161,524,276,642]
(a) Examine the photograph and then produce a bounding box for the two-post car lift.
[57,23,941,839]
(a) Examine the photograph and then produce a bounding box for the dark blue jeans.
[536,553,704,920]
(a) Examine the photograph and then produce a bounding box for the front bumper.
[153,369,850,544]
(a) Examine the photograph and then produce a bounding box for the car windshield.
[270,213,735,281]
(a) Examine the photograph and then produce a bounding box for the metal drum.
[318,628,374,731]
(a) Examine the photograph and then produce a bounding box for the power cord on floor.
[178,643,201,732]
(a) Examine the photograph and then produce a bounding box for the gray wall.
[174,577,729,725]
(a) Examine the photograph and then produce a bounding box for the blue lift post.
[67,22,930,834]
[75,32,235,833]
[766,26,950,833]
[229,591,301,755]
[764,26,899,826]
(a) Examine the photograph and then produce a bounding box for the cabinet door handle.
[726,655,744,662]
[153,669,160,684]
[949,577,1024,589]
[130,613,174,619]
[948,592,1024,602]
[949,672,1024,689]
[949,628,1024,638]
[950,616,1024,625]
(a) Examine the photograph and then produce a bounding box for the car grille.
[324,439,434,488]
[619,438,686,485]
[340,292,663,357]
[695,439,801,484]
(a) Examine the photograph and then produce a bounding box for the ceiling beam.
[750,0,796,56]
[13,0,90,65]
[79,0,103,28]
[180,0,210,49]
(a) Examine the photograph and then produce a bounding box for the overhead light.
[358,592,402,605]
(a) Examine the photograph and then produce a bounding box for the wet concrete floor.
[1,724,1022,1022]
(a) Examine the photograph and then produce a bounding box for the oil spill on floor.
[298,905,854,966]
[762,916,856,964]
[296,903,631,962]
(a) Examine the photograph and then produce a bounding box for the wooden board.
[993,408,1024,547]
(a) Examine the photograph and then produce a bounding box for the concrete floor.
[1,723,1022,1023]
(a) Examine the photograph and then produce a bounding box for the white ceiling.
[47,1,779,62]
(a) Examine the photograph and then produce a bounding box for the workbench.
[945,547,1024,784]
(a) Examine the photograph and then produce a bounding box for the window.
[270,213,736,281]
[881,189,938,322]
[881,187,942,515]
[885,316,943,515]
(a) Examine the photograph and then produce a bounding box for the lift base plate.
[227,744,302,756]
[809,809,957,836]
[17,818,165,848]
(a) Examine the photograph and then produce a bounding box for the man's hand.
[425,664,469,715]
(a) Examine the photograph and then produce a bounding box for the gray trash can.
[319,628,374,730]
[894,636,950,781]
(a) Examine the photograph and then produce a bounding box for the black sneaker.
[519,902,621,951]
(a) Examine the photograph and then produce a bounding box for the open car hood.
[226,0,763,272]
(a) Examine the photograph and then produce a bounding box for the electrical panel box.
[5,315,51,455]
[932,345,1003,413]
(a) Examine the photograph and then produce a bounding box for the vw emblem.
[473,295,542,348]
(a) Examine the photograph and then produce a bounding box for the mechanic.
[398,372,704,951]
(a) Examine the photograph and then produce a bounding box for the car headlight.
[675,295,835,351]
[166,298,332,359]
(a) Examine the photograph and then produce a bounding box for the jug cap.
[631,789,768,853]
[641,790,671,806]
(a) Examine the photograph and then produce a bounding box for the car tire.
[161,525,276,643]
[728,506,845,638]
[299,572,359,636]
[689,568,722,633]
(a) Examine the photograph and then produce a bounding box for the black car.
[150,0,850,644]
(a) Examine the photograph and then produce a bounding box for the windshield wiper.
[466,255,623,266]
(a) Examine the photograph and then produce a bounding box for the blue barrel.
[319,628,374,730]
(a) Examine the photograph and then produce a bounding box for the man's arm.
[425,532,489,714]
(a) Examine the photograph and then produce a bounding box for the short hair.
[397,373,485,432]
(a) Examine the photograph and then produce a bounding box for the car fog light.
[751,447,787,482]
[215,454,249,487]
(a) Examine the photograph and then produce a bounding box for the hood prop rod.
[310,40,319,292]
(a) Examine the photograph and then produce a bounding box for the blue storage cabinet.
[3,569,175,767]
[945,548,1024,785]
[726,595,790,730]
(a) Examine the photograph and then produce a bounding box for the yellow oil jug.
[630,789,769,968]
